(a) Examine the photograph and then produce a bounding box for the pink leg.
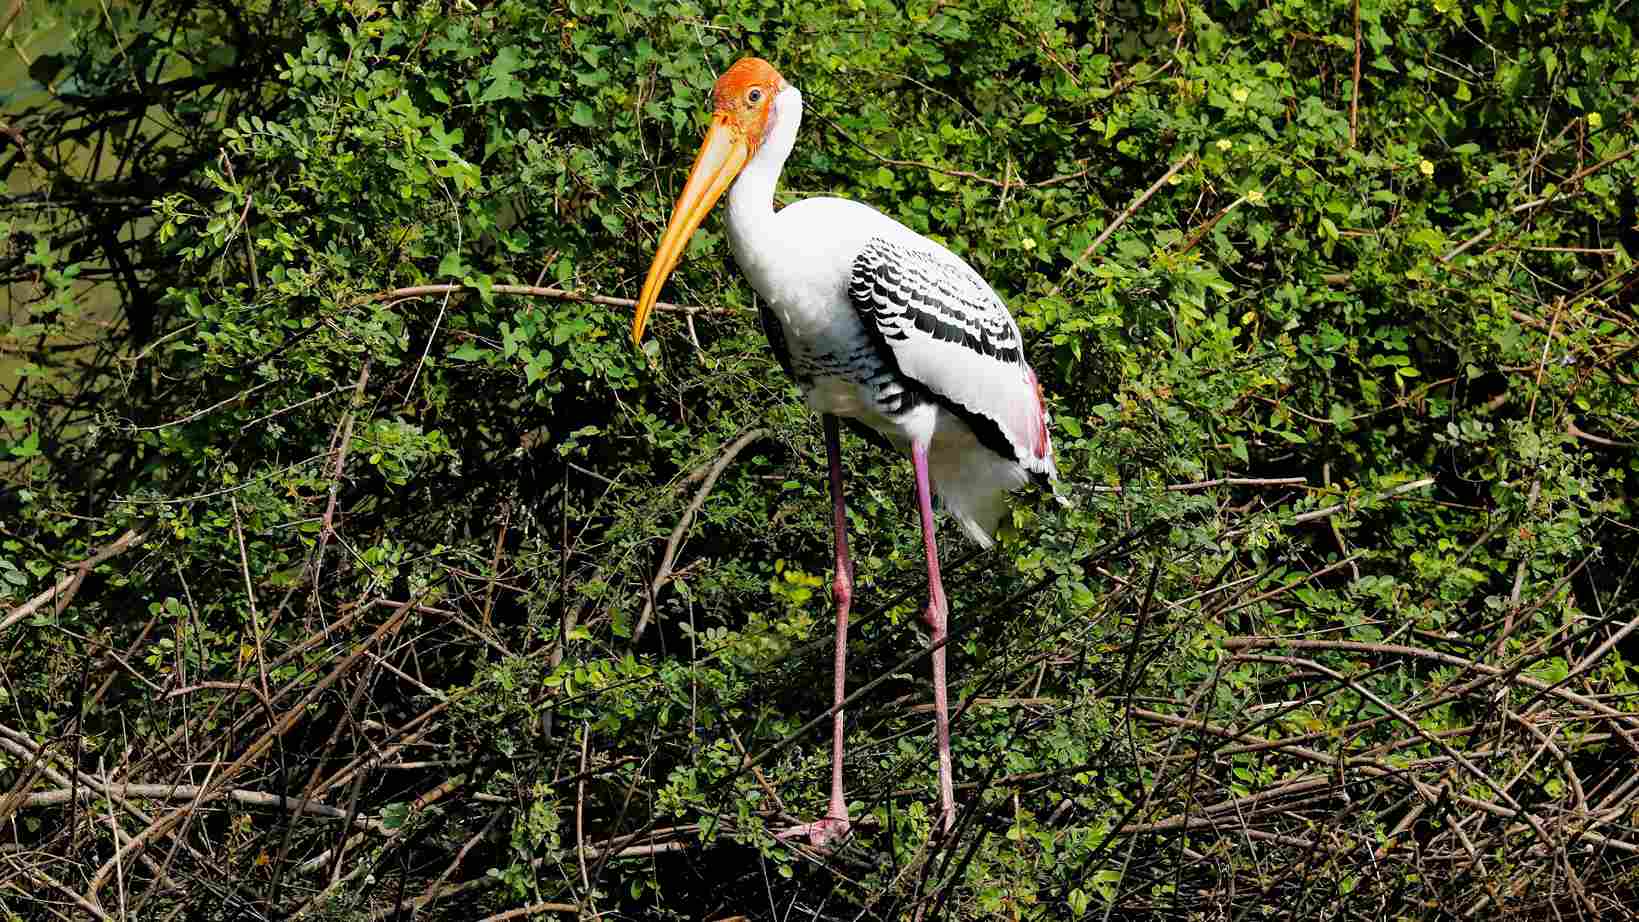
[910,439,956,834]
[812,415,853,845]
[779,416,853,847]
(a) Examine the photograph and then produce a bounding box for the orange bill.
[631,115,750,345]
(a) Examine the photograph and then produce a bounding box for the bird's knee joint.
[832,571,853,607]
[921,597,947,631]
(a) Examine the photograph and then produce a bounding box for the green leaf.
[437,250,465,278]
[9,431,40,459]
[480,73,525,103]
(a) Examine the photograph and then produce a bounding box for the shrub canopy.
[2,0,1636,917]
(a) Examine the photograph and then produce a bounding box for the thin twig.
[576,721,591,899]
[1177,194,1248,255]
[15,784,384,829]
[1219,637,1639,731]
[128,380,275,431]
[1349,0,1362,147]
[313,360,371,595]
[1050,155,1195,295]
[0,529,146,636]
[237,383,352,432]
[366,283,728,317]
[1440,146,1638,263]
[474,902,580,922]
[1287,477,1435,524]
[814,110,1087,190]
[231,496,272,708]
[1089,476,1308,494]
[630,427,769,643]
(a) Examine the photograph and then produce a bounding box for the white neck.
[727,84,802,234]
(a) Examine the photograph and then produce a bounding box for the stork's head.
[631,57,788,345]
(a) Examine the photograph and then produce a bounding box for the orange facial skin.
[711,57,785,153]
[631,57,787,345]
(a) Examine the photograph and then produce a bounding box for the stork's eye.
[747,88,764,104]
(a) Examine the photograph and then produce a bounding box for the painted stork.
[631,57,1056,844]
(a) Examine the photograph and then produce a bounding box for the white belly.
[803,375,938,448]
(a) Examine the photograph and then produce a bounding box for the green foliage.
[2,0,1636,917]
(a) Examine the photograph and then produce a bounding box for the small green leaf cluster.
[1,0,1635,917]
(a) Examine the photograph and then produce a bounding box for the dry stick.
[1214,554,1362,618]
[630,427,769,644]
[577,722,592,898]
[101,757,127,922]
[404,284,455,402]
[1524,303,1562,423]
[128,380,276,432]
[1503,708,1587,812]
[1529,245,1620,255]
[1116,815,1321,851]
[23,869,116,922]
[1349,0,1362,148]
[231,496,273,709]
[1177,194,1248,255]
[154,596,383,761]
[1566,415,1638,447]
[1288,477,1434,525]
[481,500,513,627]
[271,610,406,908]
[1323,463,1359,581]
[314,699,452,797]
[1375,769,1448,861]
[1049,154,1194,296]
[1125,707,1638,856]
[1500,479,1544,658]
[367,598,513,659]
[364,878,505,921]
[238,383,353,432]
[86,611,164,715]
[367,283,727,317]
[1219,638,1639,733]
[294,722,459,875]
[1235,653,1561,849]
[417,805,508,919]
[1090,475,1308,494]
[0,529,146,636]
[0,728,244,909]
[165,680,270,703]
[84,602,414,902]
[17,784,386,828]
[1093,662,1248,922]
[289,774,472,919]
[1570,603,1639,678]
[314,359,372,595]
[904,696,1059,714]
[373,879,575,922]
[0,741,48,825]
[329,772,366,886]
[1440,145,1638,263]
[1588,767,1639,832]
[473,902,580,922]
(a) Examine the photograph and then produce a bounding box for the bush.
[2,0,1635,917]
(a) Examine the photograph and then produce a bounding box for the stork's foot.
[775,814,851,848]
[807,814,852,847]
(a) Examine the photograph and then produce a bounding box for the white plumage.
[718,84,1055,544]
[629,56,1055,845]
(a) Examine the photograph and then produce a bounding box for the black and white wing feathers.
[848,237,1053,475]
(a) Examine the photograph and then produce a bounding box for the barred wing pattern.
[847,237,1053,476]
